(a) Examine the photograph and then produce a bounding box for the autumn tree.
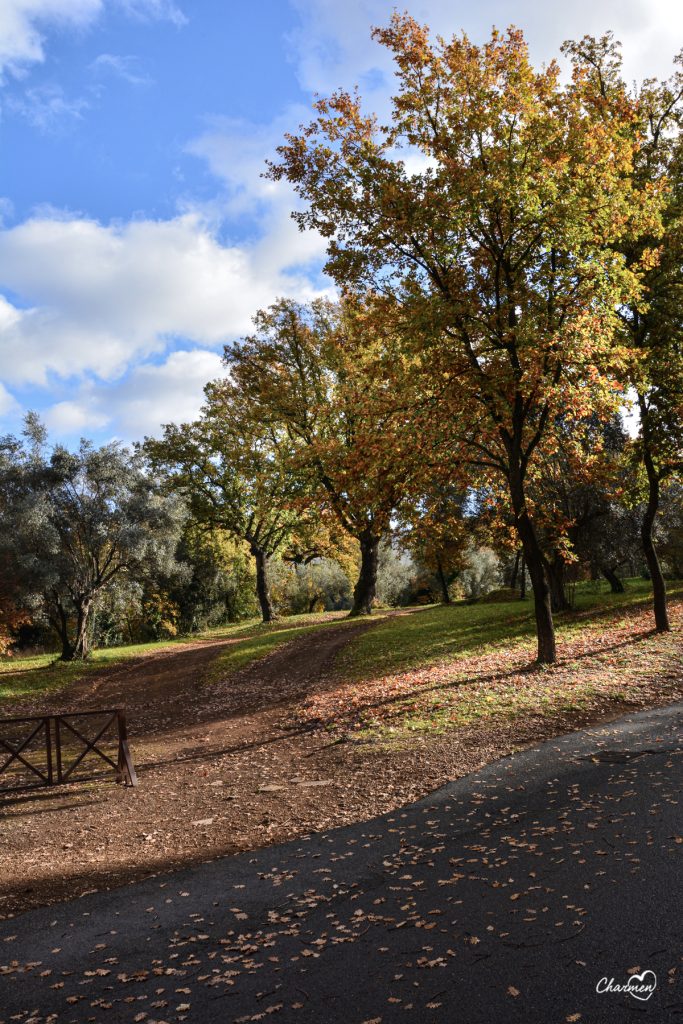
[270,15,660,661]
[0,419,185,661]
[145,407,308,624]
[525,414,632,609]
[219,294,418,616]
[564,37,683,629]
[399,482,469,604]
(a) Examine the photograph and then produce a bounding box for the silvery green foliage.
[273,557,352,614]
[458,544,502,600]
[659,481,683,577]
[376,540,416,607]
[0,418,187,658]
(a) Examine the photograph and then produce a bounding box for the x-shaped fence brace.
[0,717,53,785]
[0,709,137,790]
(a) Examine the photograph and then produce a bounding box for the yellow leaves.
[636,245,663,273]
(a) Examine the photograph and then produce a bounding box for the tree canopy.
[220,293,420,616]
[269,15,665,661]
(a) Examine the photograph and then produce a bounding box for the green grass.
[311,577,683,743]
[0,639,205,704]
[0,656,88,704]
[338,577,683,682]
[0,634,216,704]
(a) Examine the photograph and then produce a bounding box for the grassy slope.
[307,578,683,740]
[339,578,682,679]
[3,580,680,726]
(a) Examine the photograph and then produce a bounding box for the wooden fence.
[0,709,137,791]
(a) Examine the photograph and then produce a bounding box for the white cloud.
[110,348,226,436]
[0,0,185,78]
[0,211,325,393]
[43,397,109,433]
[42,348,226,437]
[89,52,152,86]
[6,81,88,129]
[0,0,103,77]
[288,0,683,97]
[0,95,328,437]
[187,109,329,271]
[0,380,19,417]
[187,109,309,216]
[115,0,186,28]
[0,198,14,226]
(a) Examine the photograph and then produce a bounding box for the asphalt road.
[1,703,681,1024]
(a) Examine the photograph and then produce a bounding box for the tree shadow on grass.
[309,627,663,732]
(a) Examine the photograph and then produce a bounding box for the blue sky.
[0,0,681,444]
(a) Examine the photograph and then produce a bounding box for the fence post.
[54,716,63,784]
[116,711,138,787]
[45,716,54,785]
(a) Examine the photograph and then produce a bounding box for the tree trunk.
[641,459,670,631]
[523,537,556,662]
[519,555,526,600]
[252,545,276,623]
[59,618,72,661]
[600,564,624,594]
[547,554,572,613]
[68,598,92,660]
[55,596,92,661]
[509,471,556,663]
[350,531,380,616]
[510,550,521,590]
[435,556,451,605]
[50,597,74,661]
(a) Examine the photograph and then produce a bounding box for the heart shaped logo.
[596,970,657,1001]
[628,970,657,1002]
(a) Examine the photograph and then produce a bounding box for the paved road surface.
[1,703,681,1023]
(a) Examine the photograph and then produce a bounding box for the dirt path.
[0,619,398,917]
[31,635,245,723]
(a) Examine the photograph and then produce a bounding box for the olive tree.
[0,420,186,660]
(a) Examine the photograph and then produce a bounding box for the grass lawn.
[338,577,682,678]
[303,578,683,741]
[3,580,681,736]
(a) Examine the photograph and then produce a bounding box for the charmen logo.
[596,970,657,1002]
